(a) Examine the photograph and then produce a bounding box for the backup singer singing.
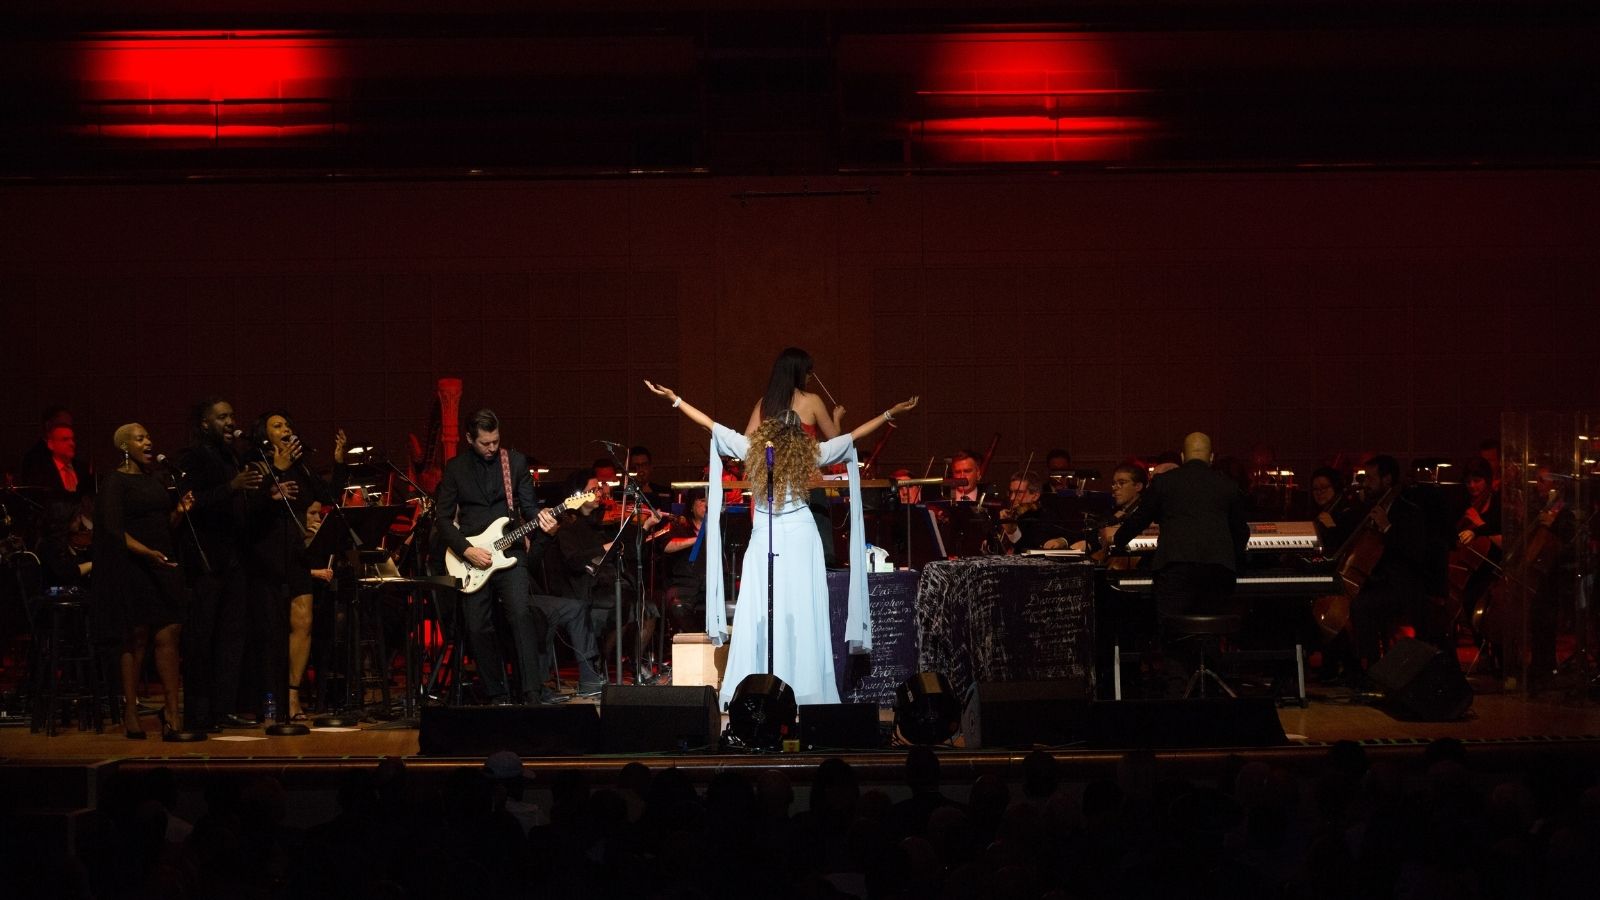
[645,379,916,708]
[94,423,202,741]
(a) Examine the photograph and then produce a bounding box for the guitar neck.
[493,517,539,551]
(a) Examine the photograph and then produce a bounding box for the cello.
[1312,483,1401,639]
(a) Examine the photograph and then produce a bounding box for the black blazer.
[434,448,549,562]
[1113,459,1250,571]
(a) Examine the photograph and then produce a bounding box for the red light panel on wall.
[74,32,339,145]
[913,34,1147,163]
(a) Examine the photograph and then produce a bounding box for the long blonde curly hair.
[744,413,819,507]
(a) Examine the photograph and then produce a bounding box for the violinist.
[553,466,655,691]
[1310,466,1364,553]
[656,491,708,638]
[997,471,1071,552]
[1074,463,1147,557]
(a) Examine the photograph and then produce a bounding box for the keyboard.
[1124,520,1321,553]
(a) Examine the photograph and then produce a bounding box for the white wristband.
[672,396,682,408]
[882,409,895,423]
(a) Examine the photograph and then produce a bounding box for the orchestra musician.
[997,470,1071,552]
[948,451,989,503]
[433,409,568,706]
[655,490,708,639]
[1310,466,1364,554]
[18,407,87,495]
[1453,457,1503,631]
[94,423,204,741]
[1346,455,1453,683]
[1044,448,1074,492]
[553,466,653,690]
[1076,463,1148,555]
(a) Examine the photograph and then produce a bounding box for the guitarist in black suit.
[1113,432,1251,695]
[435,409,567,705]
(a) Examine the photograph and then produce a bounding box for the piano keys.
[1123,520,1322,554]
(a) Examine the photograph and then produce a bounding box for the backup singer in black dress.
[93,423,202,741]
[244,410,347,722]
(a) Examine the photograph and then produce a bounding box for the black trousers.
[1153,563,1240,691]
[182,561,248,728]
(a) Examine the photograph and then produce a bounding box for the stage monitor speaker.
[601,685,720,753]
[418,705,600,757]
[961,680,1090,749]
[1085,699,1287,749]
[799,703,882,750]
[1366,638,1473,721]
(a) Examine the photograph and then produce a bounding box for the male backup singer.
[434,409,566,705]
[178,398,262,731]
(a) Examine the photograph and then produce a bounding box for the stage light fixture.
[723,674,796,751]
[893,671,961,746]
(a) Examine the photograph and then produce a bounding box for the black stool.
[1163,613,1243,699]
[32,590,108,736]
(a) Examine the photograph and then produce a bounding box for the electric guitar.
[444,490,595,594]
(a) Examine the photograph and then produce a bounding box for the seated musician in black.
[628,445,672,506]
[434,409,571,705]
[1309,466,1364,554]
[1112,432,1251,697]
[1044,448,1074,493]
[1454,457,1503,633]
[1347,454,1453,681]
[1075,463,1148,555]
[553,467,656,684]
[656,490,708,638]
[997,470,1072,552]
[947,450,991,503]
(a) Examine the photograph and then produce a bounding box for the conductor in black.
[435,409,559,704]
[1112,432,1251,679]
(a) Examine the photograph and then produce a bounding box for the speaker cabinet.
[1366,638,1473,721]
[1085,699,1287,749]
[600,685,720,752]
[799,703,882,750]
[961,680,1090,749]
[418,705,600,756]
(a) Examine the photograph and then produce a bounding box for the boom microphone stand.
[765,442,776,677]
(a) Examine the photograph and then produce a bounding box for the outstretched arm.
[644,380,715,431]
[846,396,919,443]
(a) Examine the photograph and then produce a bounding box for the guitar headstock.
[559,490,597,512]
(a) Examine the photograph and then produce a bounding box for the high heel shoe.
[125,708,147,739]
[158,708,207,743]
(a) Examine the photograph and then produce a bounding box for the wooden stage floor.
[5,682,1600,768]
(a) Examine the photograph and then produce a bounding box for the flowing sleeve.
[703,423,746,646]
[818,434,871,654]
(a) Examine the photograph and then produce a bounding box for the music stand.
[307,506,406,726]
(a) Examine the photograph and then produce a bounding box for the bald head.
[1182,432,1214,463]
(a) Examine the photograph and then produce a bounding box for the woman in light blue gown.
[644,380,918,708]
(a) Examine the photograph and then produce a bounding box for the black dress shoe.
[218,714,259,728]
[125,728,148,740]
[491,696,517,707]
[538,691,572,705]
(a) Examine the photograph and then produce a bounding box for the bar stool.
[1163,613,1243,699]
[19,552,107,736]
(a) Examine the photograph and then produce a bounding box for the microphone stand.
[765,443,777,678]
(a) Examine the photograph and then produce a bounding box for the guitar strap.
[499,449,530,552]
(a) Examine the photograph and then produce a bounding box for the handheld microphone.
[765,441,774,467]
